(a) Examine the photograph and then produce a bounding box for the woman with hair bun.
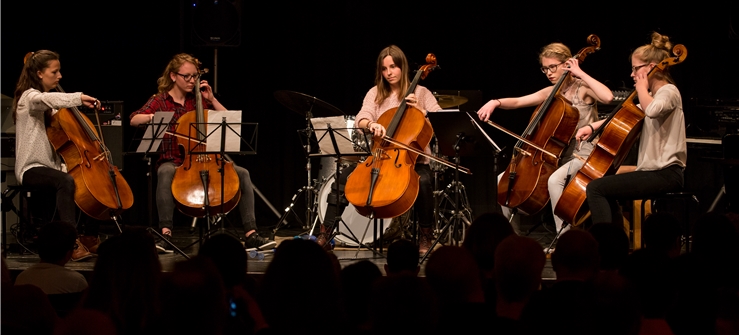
[580,32,687,225]
[476,42,614,236]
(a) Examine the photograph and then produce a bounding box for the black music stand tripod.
[310,120,386,259]
[179,114,259,252]
[271,91,346,237]
[132,112,190,258]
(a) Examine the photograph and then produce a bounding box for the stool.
[1,185,36,253]
[637,191,700,252]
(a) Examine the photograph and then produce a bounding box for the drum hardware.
[433,94,469,109]
[310,122,388,258]
[272,91,345,235]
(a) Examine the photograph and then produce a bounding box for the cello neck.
[385,54,438,137]
[194,79,206,141]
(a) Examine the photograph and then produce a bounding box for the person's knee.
[60,174,76,193]
[236,166,251,182]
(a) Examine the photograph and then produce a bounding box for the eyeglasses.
[175,72,200,81]
[540,62,564,74]
[631,64,650,73]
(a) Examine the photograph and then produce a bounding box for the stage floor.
[3,220,558,281]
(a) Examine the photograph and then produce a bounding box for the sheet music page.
[310,116,360,156]
[136,111,175,153]
[206,110,242,153]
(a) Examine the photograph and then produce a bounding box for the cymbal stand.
[272,103,319,237]
[422,132,472,263]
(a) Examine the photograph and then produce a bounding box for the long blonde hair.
[157,53,202,94]
[632,32,675,84]
[12,50,59,122]
[374,45,409,104]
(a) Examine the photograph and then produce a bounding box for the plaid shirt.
[130,91,213,166]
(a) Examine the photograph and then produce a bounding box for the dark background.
[3,1,738,229]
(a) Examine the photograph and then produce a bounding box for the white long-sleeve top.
[14,88,82,184]
[636,84,687,171]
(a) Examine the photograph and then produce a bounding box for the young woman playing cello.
[477,42,613,236]
[130,53,276,252]
[579,32,686,225]
[12,50,99,261]
[319,45,442,254]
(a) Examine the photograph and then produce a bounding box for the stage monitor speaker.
[191,0,241,47]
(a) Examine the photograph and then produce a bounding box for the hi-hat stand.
[419,110,483,262]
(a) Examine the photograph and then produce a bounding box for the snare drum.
[317,175,390,246]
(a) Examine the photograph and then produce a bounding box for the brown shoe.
[316,225,333,251]
[418,228,433,255]
[79,235,101,254]
[72,239,94,262]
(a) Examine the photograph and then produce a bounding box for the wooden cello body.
[46,91,134,220]
[498,34,601,215]
[554,44,687,226]
[170,81,240,218]
[345,54,438,219]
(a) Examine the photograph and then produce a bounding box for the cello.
[344,54,438,219]
[46,86,134,221]
[170,76,240,218]
[554,44,688,226]
[496,34,601,215]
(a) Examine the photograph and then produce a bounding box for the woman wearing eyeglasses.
[130,53,276,252]
[476,42,613,236]
[578,32,686,225]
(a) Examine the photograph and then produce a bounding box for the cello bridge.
[196,155,212,163]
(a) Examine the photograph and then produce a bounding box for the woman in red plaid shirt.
[130,53,275,252]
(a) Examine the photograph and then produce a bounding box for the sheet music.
[136,111,174,153]
[310,116,364,156]
[206,110,242,153]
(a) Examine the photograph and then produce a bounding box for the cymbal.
[434,94,468,108]
[274,90,344,117]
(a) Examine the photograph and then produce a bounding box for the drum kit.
[272,90,474,250]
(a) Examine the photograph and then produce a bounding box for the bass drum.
[317,175,391,246]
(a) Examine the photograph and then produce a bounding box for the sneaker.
[245,233,276,250]
[71,239,94,262]
[156,234,173,254]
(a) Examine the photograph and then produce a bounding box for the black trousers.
[586,164,684,224]
[322,163,434,230]
[22,166,77,227]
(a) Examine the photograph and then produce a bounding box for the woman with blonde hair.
[477,42,614,237]
[130,53,276,252]
[580,32,686,225]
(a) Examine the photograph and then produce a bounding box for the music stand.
[273,90,345,233]
[308,117,386,258]
[132,112,190,258]
[419,110,492,262]
[177,111,260,251]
